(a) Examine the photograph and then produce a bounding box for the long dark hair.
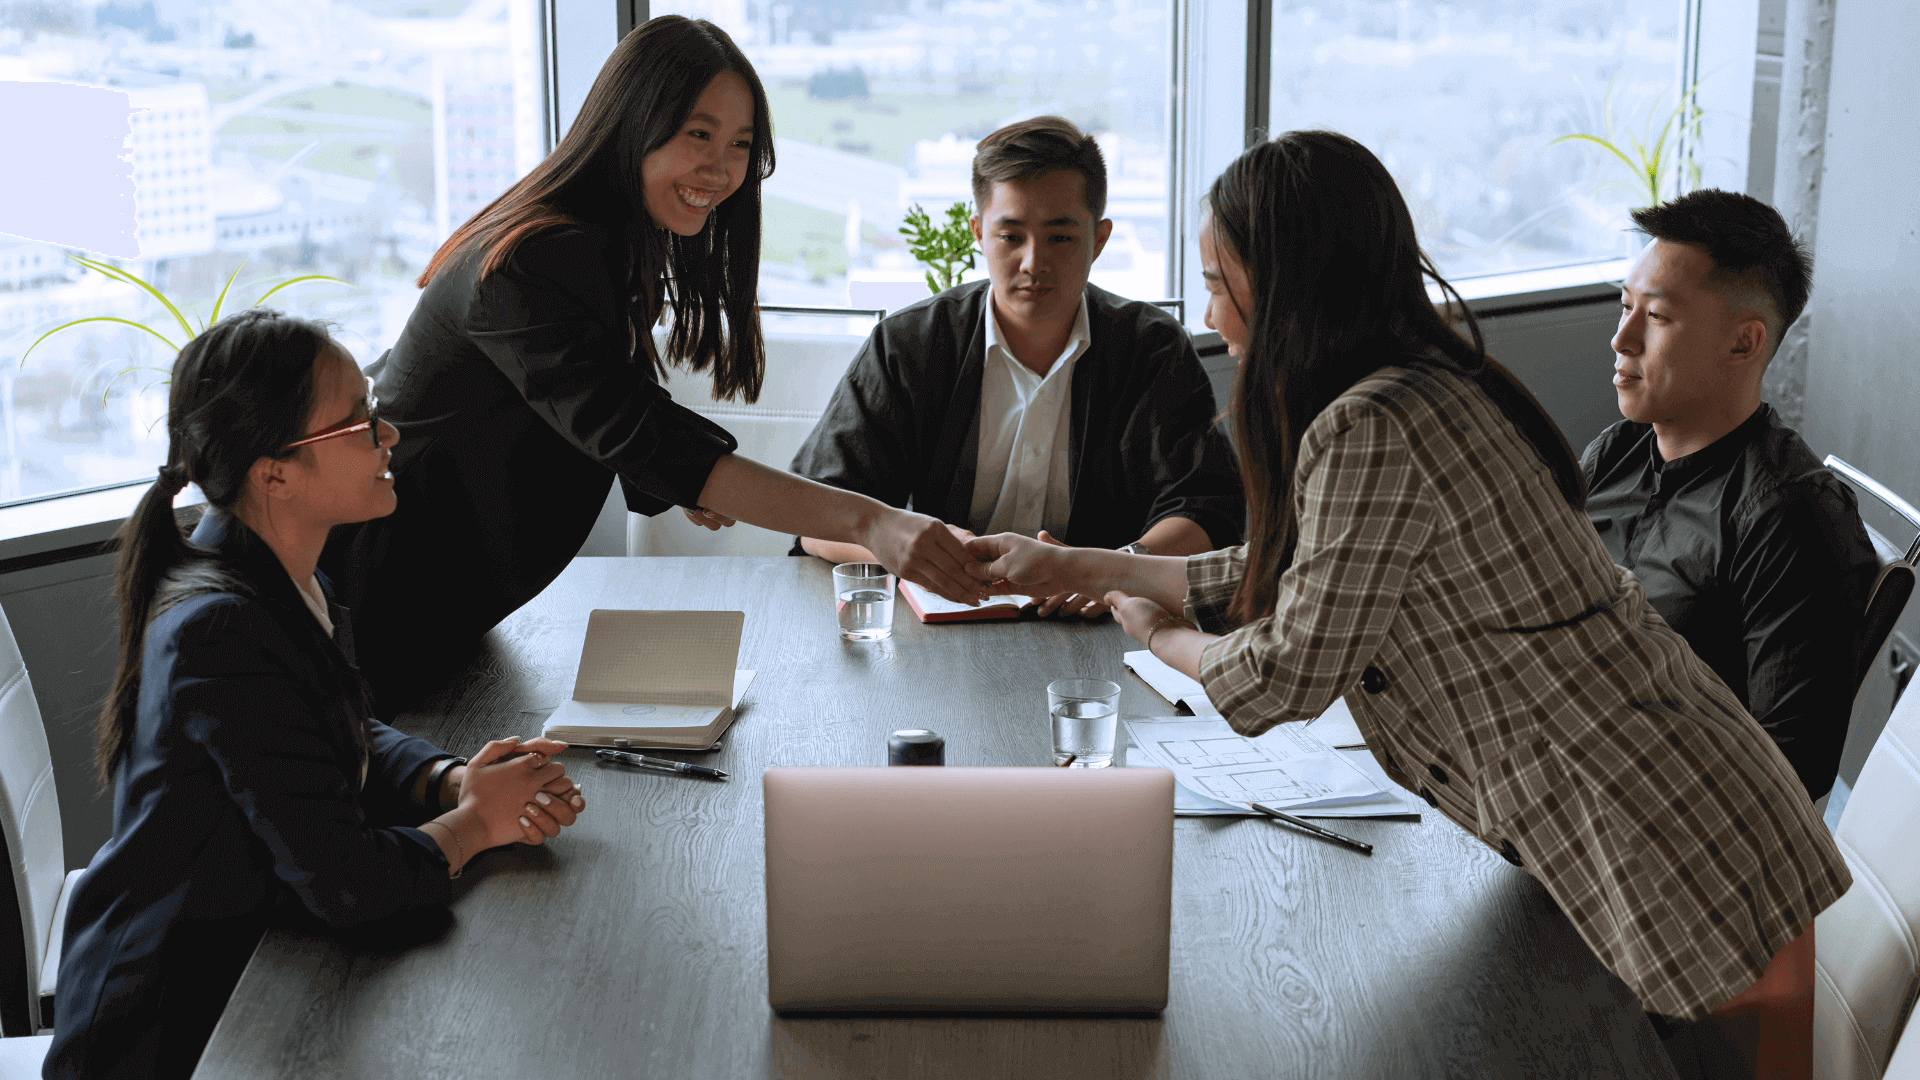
[418,15,773,402]
[95,309,356,785]
[1210,131,1585,622]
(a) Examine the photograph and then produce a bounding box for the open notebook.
[541,609,756,750]
[900,580,1036,623]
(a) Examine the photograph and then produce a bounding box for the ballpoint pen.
[595,748,730,780]
[1247,801,1373,855]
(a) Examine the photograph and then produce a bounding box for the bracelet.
[426,818,467,879]
[1145,612,1195,653]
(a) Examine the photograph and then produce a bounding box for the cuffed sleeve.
[465,227,738,511]
[1196,403,1436,736]
[171,601,452,928]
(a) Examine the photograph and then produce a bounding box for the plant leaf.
[1550,133,1642,178]
[253,274,349,307]
[208,259,248,328]
[69,255,197,343]
[21,317,180,368]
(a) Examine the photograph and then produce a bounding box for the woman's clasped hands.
[426,735,587,874]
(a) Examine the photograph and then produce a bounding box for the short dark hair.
[1630,189,1813,356]
[970,116,1107,220]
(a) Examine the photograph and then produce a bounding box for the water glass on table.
[834,562,895,641]
[1048,678,1122,768]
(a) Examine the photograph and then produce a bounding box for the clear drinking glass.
[1048,678,1122,768]
[833,562,896,641]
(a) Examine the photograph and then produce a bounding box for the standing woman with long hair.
[45,311,585,1080]
[321,15,988,714]
[971,132,1847,1079]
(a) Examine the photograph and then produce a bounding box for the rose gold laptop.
[763,767,1174,1013]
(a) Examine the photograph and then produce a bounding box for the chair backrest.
[0,605,65,1036]
[1825,456,1920,698]
[629,324,873,557]
[1814,667,1920,1080]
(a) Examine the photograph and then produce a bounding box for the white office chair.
[1888,1007,1920,1080]
[628,323,875,557]
[1814,669,1920,1080]
[0,603,83,1053]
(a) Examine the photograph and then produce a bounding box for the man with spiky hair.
[1583,188,1876,802]
[792,116,1243,617]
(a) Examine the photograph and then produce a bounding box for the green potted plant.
[1550,76,1704,209]
[897,201,977,296]
[21,255,346,402]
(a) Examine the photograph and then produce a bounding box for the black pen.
[1247,801,1373,855]
[595,748,729,780]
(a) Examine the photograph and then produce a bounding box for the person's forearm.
[1150,624,1213,682]
[1052,548,1189,612]
[800,536,878,564]
[1136,516,1214,557]
[697,454,886,547]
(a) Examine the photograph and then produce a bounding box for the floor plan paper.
[1123,651,1366,749]
[1123,716,1381,812]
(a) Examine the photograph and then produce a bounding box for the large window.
[0,0,546,506]
[1268,0,1682,281]
[656,1,1172,311]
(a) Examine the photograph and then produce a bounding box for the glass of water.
[833,562,896,641]
[1048,677,1122,768]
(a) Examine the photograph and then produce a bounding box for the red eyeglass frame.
[285,377,381,449]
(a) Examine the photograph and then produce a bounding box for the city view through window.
[1,0,1682,509]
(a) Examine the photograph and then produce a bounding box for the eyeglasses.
[286,377,381,450]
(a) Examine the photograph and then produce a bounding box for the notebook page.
[571,609,743,706]
[902,580,1033,615]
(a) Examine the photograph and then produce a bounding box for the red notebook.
[900,580,1036,623]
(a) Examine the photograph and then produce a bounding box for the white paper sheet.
[1124,716,1381,812]
[1124,650,1366,748]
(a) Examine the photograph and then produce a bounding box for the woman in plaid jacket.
[971,131,1847,1080]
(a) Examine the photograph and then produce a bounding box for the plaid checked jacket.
[1188,362,1850,1020]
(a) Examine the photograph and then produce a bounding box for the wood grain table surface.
[194,556,1677,1080]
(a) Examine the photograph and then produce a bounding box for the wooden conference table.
[195,557,1677,1080]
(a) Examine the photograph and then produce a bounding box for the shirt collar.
[983,288,1092,378]
[1650,404,1773,481]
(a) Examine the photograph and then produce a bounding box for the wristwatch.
[1120,542,1153,556]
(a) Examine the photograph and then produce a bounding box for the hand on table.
[866,508,992,604]
[456,736,586,849]
[1032,531,1109,618]
[683,506,737,531]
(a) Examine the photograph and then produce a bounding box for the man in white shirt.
[792,117,1242,616]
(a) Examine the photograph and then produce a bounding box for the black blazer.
[789,280,1244,550]
[45,513,454,1080]
[321,223,739,711]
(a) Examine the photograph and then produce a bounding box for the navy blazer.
[45,513,454,1080]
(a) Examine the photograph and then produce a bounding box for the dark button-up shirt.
[789,279,1244,551]
[1580,404,1877,800]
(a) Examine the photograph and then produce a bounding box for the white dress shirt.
[967,293,1092,538]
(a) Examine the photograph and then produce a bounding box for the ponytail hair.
[95,309,333,785]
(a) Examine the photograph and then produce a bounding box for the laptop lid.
[763,766,1174,1013]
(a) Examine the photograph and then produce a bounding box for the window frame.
[0,0,1730,558]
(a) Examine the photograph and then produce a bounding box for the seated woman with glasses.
[970,132,1848,1080]
[44,310,587,1080]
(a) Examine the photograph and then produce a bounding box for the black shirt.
[321,224,738,713]
[789,279,1244,551]
[1581,404,1877,799]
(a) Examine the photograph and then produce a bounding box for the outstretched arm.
[699,454,990,604]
